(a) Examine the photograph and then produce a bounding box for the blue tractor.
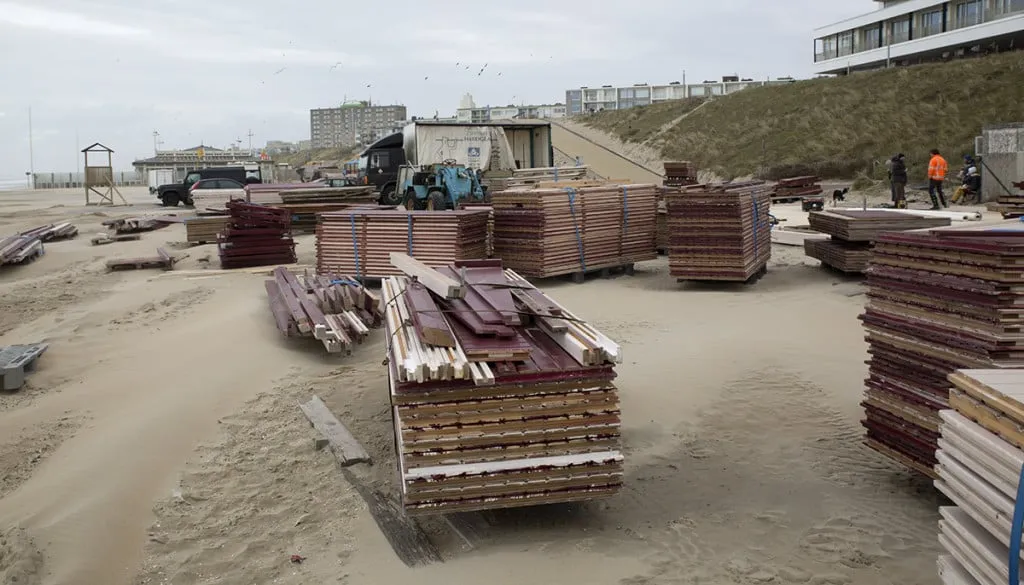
[397,159,487,211]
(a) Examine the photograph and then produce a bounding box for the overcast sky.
[0,0,873,179]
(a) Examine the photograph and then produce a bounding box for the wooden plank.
[298,395,370,467]
[390,252,466,299]
[404,281,457,347]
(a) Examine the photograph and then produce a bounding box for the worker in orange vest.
[927,149,949,210]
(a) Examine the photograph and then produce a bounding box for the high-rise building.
[310,102,407,148]
[813,0,1024,75]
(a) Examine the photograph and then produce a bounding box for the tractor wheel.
[426,190,448,211]
[404,190,425,211]
[380,183,401,206]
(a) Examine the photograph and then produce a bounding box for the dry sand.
[0,185,995,585]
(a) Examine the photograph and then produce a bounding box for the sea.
[0,178,29,191]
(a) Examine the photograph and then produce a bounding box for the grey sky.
[0,0,872,179]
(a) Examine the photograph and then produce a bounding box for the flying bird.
[330,62,342,71]
[273,67,286,75]
[366,84,372,88]
[424,76,429,80]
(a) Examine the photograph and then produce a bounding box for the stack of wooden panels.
[860,223,1024,477]
[316,209,489,279]
[663,161,697,187]
[665,182,771,282]
[278,186,376,205]
[190,188,245,212]
[20,223,78,242]
[987,181,1024,219]
[264,267,381,354]
[245,182,315,205]
[185,216,230,244]
[772,176,822,202]
[457,203,494,257]
[218,201,297,269]
[491,183,657,278]
[936,370,1024,585]
[806,210,951,273]
[278,203,385,234]
[381,257,623,515]
[504,166,590,189]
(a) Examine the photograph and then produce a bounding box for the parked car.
[156,165,261,207]
[188,178,247,210]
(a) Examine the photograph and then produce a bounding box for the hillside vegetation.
[279,147,361,168]
[583,52,1024,181]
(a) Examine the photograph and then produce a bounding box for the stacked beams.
[504,166,590,189]
[860,223,1024,476]
[806,210,950,274]
[382,259,623,515]
[190,188,245,212]
[666,182,771,282]
[245,182,315,205]
[772,176,822,202]
[935,370,1024,585]
[185,216,230,244]
[663,161,698,187]
[316,209,489,279]
[986,180,1024,219]
[490,183,657,278]
[218,201,296,269]
[264,267,381,354]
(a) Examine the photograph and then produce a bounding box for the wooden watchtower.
[83,143,127,206]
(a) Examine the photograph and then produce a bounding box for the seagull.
[497,72,502,76]
[273,67,286,75]
[424,76,429,80]
[366,84,372,88]
[330,62,342,71]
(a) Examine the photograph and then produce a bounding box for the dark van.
[358,133,405,205]
[157,165,262,207]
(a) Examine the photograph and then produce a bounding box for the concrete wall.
[977,122,1024,202]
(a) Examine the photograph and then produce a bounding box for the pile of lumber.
[458,202,494,257]
[0,222,79,267]
[264,267,381,354]
[936,369,1024,585]
[20,223,78,242]
[277,203,385,234]
[806,210,951,273]
[106,247,176,271]
[190,188,245,212]
[860,223,1024,477]
[102,216,179,234]
[665,182,771,282]
[278,186,376,204]
[185,216,230,244]
[503,166,590,189]
[663,161,697,187]
[245,182,315,205]
[316,209,488,279]
[986,180,1024,218]
[490,183,657,278]
[771,176,822,202]
[218,201,296,269]
[381,254,623,515]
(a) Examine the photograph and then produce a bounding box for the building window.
[838,31,854,56]
[957,0,982,26]
[997,0,1024,14]
[890,18,910,43]
[921,9,944,36]
[864,24,882,50]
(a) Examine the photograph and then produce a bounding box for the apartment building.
[455,94,566,123]
[813,0,1024,75]
[564,78,794,115]
[309,102,407,148]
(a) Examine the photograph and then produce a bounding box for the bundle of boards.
[663,161,698,187]
[316,209,489,279]
[805,210,950,274]
[935,369,1024,585]
[665,182,771,282]
[380,253,624,515]
[218,200,297,269]
[264,267,381,354]
[490,183,658,278]
[859,222,1024,477]
[771,175,822,201]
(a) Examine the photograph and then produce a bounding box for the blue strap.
[1010,461,1024,585]
[750,194,760,261]
[330,278,361,287]
[565,187,587,272]
[349,214,361,278]
[554,167,559,182]
[407,214,413,255]
[622,185,629,233]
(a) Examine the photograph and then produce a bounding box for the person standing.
[890,153,908,209]
[927,149,949,209]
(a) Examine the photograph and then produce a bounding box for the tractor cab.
[397,159,487,211]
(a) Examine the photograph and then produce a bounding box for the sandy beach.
[0,186,986,585]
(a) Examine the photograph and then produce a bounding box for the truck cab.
[157,165,262,207]
[358,132,405,205]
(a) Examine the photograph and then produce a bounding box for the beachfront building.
[563,78,795,115]
[813,0,1024,75]
[455,94,566,123]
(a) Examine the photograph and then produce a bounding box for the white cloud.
[0,2,148,37]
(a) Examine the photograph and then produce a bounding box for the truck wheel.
[404,190,425,211]
[380,184,401,206]
[161,193,180,207]
[427,190,447,211]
